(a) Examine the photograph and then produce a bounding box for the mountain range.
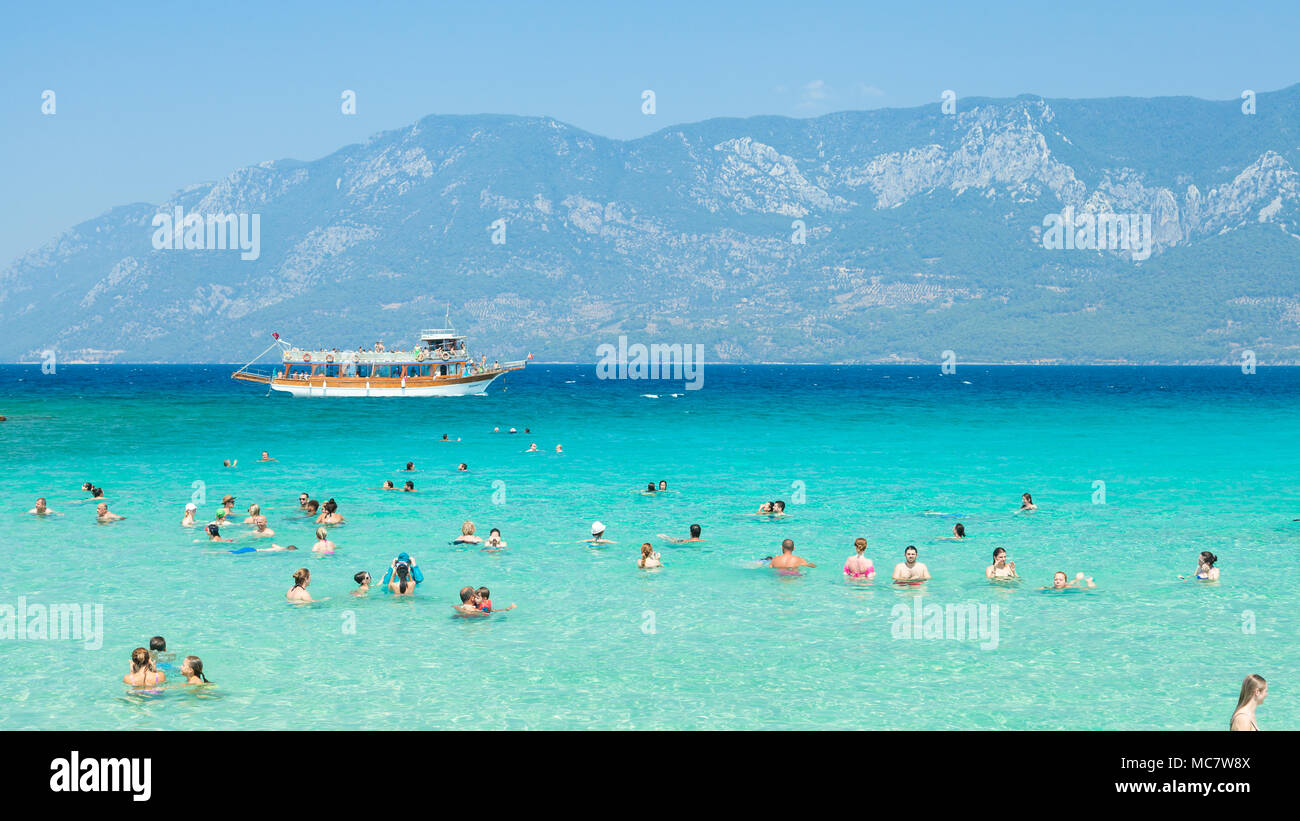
[4,85,1300,364]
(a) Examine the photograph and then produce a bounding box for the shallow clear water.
[0,364,1296,730]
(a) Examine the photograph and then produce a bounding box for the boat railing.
[281,348,467,364]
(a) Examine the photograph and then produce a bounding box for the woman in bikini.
[287,568,314,602]
[986,547,1018,580]
[843,537,875,580]
[123,647,166,688]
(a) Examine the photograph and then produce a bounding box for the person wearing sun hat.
[584,521,615,545]
[221,494,237,515]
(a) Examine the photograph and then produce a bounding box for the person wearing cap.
[583,521,615,545]
[181,502,197,527]
[381,553,424,589]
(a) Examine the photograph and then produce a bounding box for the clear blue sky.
[2,0,1296,266]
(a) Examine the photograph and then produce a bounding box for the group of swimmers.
[123,636,211,689]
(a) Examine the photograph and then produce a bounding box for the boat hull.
[270,372,505,397]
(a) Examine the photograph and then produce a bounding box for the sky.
[1,0,1297,266]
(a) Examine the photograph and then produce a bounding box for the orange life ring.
[326,354,334,364]
[303,352,311,362]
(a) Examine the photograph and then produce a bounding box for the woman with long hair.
[123,647,165,688]
[287,568,314,602]
[1231,675,1266,731]
[180,655,212,685]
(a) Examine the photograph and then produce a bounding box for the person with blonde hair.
[243,503,261,524]
[1231,675,1266,731]
[453,521,482,544]
[312,527,336,554]
[638,542,662,569]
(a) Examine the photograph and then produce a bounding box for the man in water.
[223,459,237,468]
[768,539,816,570]
[29,497,55,516]
[1043,571,1095,590]
[96,502,125,522]
[659,524,703,544]
[251,515,275,538]
[892,545,930,584]
[454,586,488,616]
[259,451,277,462]
[298,492,310,510]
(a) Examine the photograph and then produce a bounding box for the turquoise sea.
[1,364,1297,730]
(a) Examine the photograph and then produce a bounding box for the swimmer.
[940,523,966,540]
[259,451,277,462]
[454,586,488,616]
[243,503,261,524]
[207,523,233,542]
[843,537,875,579]
[402,480,415,492]
[298,492,311,509]
[404,462,415,471]
[382,480,395,490]
[211,509,229,526]
[1019,493,1037,511]
[659,524,703,544]
[181,502,197,526]
[658,480,668,491]
[1230,674,1267,731]
[492,427,500,433]
[892,546,930,584]
[221,494,237,516]
[555,444,563,454]
[29,497,56,516]
[287,568,317,602]
[483,528,507,549]
[251,515,275,538]
[388,562,416,596]
[1180,551,1220,581]
[508,427,517,434]
[757,502,774,514]
[223,459,237,468]
[476,586,515,613]
[149,636,177,671]
[642,483,657,495]
[353,571,372,596]
[96,502,125,522]
[526,443,539,452]
[312,527,337,554]
[457,463,468,471]
[583,521,616,545]
[1042,571,1095,590]
[231,543,298,554]
[304,499,319,516]
[985,548,1019,580]
[638,542,663,569]
[124,647,165,688]
[316,498,345,525]
[179,655,212,686]
[769,539,816,571]
[453,521,483,545]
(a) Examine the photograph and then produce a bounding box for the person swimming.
[180,502,197,526]
[940,523,966,540]
[403,462,415,471]
[454,586,488,616]
[1181,551,1220,581]
[180,655,212,685]
[353,571,372,596]
[382,480,395,490]
[1042,571,1095,590]
[658,524,703,544]
[843,537,875,579]
[483,528,507,549]
[207,523,233,542]
[986,547,1019,580]
[475,586,515,613]
[312,527,336,554]
[658,480,668,491]
[638,542,663,569]
[526,443,539,452]
[457,463,468,471]
[1019,493,1037,511]
[1230,674,1266,731]
[892,545,930,584]
[250,515,274,538]
[287,568,315,602]
[453,521,483,544]
[769,538,816,571]
[29,497,56,516]
[642,483,657,495]
[149,636,178,672]
[96,502,125,522]
[304,499,319,516]
[259,451,276,462]
[298,492,311,510]
[124,647,165,688]
[583,521,615,545]
[402,480,415,492]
